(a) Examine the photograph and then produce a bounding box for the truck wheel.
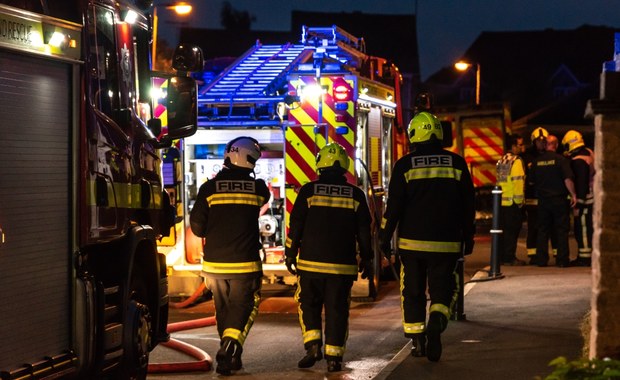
[121,299,151,380]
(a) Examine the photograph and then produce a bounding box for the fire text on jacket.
[216,180,256,193]
[411,155,453,167]
[314,184,353,197]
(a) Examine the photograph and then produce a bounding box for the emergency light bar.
[359,93,397,109]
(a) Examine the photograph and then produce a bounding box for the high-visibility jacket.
[496,153,525,207]
[190,167,270,278]
[285,171,372,279]
[379,143,476,254]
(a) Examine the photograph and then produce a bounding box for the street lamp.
[152,2,193,71]
[454,61,481,105]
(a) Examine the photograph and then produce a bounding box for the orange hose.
[169,282,207,309]
[148,338,212,373]
[167,316,216,333]
[147,298,217,373]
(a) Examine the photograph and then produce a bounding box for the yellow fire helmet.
[408,111,443,144]
[316,142,350,172]
[530,127,549,142]
[562,130,585,153]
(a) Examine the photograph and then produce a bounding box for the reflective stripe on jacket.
[496,153,525,207]
[190,167,270,278]
[285,171,372,279]
[571,147,595,206]
[379,143,476,254]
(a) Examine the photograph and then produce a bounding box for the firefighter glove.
[380,240,392,260]
[285,256,297,275]
[359,259,374,280]
[463,238,475,256]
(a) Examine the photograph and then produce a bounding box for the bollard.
[489,185,504,278]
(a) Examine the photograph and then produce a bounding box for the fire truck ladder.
[300,25,367,66]
[198,42,311,127]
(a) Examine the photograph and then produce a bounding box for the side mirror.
[441,121,453,148]
[113,108,132,129]
[148,117,162,137]
[165,76,197,139]
[172,44,204,72]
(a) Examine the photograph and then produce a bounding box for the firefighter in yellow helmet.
[285,142,373,372]
[562,130,594,266]
[379,112,475,362]
[530,127,548,142]
[529,129,577,267]
[189,136,270,375]
[522,127,553,263]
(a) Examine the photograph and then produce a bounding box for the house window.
[553,86,577,99]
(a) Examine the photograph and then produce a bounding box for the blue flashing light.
[334,102,348,110]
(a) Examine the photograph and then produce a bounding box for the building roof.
[423,25,620,136]
[178,28,297,61]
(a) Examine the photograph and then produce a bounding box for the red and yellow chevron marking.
[462,118,504,187]
[154,77,168,125]
[444,121,459,155]
[438,116,507,187]
[285,75,357,231]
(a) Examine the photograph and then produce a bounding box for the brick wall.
[590,71,620,359]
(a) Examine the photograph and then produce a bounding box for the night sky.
[156,0,620,80]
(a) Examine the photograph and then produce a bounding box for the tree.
[220,1,255,31]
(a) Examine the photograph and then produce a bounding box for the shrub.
[541,356,620,379]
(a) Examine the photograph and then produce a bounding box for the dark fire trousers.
[207,276,262,345]
[500,203,523,263]
[574,205,594,261]
[294,275,353,359]
[400,252,459,337]
[536,196,570,266]
[526,203,558,260]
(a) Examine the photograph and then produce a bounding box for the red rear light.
[334,85,351,101]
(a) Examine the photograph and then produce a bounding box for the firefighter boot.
[216,338,242,376]
[426,312,447,362]
[297,342,323,368]
[411,333,426,357]
[231,350,243,371]
[569,258,591,267]
[327,358,342,372]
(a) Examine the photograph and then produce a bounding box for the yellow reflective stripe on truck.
[86,180,163,208]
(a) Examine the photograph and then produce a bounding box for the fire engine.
[435,103,512,221]
[0,1,202,378]
[160,25,407,299]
